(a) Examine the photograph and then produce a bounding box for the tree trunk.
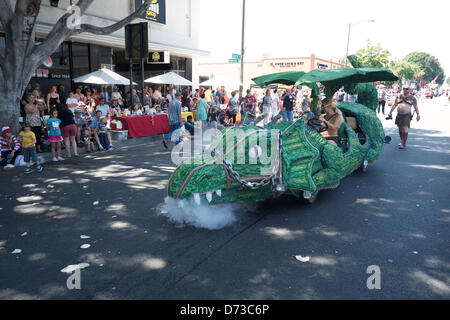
[0,0,154,133]
[0,93,21,134]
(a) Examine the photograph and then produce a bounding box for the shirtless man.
[387,85,420,149]
[319,98,343,145]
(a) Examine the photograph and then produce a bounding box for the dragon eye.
[249,145,262,160]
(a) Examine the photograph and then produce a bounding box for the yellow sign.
[152,52,160,62]
[136,0,166,24]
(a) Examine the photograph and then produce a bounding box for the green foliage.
[390,59,424,81]
[404,52,445,85]
[447,77,450,85]
[355,40,391,68]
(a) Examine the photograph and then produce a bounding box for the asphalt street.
[0,96,449,299]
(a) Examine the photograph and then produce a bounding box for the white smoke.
[157,196,255,230]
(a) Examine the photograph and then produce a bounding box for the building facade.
[0,0,209,94]
[198,54,345,91]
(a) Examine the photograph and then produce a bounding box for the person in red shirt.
[1,126,22,168]
[92,87,101,107]
[223,90,230,105]
[243,89,257,114]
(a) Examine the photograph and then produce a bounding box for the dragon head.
[167,125,282,205]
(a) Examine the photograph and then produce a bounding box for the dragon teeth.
[206,192,212,203]
[193,193,201,205]
[215,190,222,197]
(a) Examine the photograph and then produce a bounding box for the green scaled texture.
[338,102,385,162]
[168,57,396,205]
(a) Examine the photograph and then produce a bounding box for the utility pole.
[239,0,245,95]
[344,20,375,68]
[344,23,351,68]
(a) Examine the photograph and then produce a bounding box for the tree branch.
[31,0,95,62]
[23,0,42,56]
[0,0,15,26]
[72,0,153,36]
[27,0,152,95]
[33,0,152,61]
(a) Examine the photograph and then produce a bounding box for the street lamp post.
[344,19,375,67]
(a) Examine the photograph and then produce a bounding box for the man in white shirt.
[66,91,79,114]
[153,86,162,102]
[96,98,110,117]
[111,87,123,105]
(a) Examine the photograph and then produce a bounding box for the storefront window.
[114,49,127,65]
[72,43,90,78]
[44,42,70,79]
[27,40,71,95]
[90,44,113,70]
[170,56,191,80]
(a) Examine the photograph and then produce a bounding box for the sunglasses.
[403,88,410,90]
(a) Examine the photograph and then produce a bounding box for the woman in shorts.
[57,103,79,157]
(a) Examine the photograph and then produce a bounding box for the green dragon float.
[167,56,398,205]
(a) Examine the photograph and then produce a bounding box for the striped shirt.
[0,135,21,152]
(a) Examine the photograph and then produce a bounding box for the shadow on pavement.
[0,128,448,299]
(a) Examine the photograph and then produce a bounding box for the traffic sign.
[232,53,241,59]
[228,59,239,63]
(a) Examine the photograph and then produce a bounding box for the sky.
[198,0,449,82]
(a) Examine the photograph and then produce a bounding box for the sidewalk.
[16,133,167,165]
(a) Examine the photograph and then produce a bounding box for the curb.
[37,133,166,163]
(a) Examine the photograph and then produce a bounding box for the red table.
[111,115,170,138]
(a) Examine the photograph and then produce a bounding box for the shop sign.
[34,69,49,78]
[317,63,329,69]
[148,51,170,64]
[50,74,70,79]
[33,69,70,79]
[135,0,166,25]
[43,57,53,68]
[270,61,304,68]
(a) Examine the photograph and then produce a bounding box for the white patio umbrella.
[144,72,193,86]
[199,75,242,87]
[72,68,137,85]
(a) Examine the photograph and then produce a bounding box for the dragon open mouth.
[192,189,222,205]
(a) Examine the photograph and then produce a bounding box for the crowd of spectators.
[1,83,133,172]
[2,82,321,172]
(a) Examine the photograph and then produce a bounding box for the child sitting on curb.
[80,127,95,153]
[74,108,88,145]
[20,123,43,174]
[184,115,201,139]
[1,125,22,170]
